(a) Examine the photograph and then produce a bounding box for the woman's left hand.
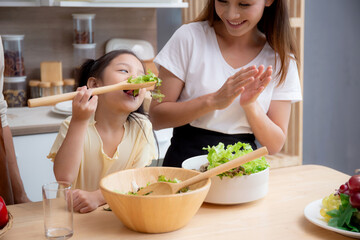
[71,189,105,213]
[240,65,272,107]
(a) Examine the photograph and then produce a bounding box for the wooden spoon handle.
[27,81,156,108]
[177,147,268,190]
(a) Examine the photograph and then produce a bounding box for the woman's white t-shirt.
[154,21,302,134]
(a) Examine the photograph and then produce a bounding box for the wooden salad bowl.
[100,167,211,233]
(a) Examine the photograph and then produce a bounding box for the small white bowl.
[182,155,269,205]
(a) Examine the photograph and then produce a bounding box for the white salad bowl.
[182,155,269,205]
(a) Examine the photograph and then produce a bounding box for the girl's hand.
[71,189,104,213]
[240,65,272,107]
[72,86,98,122]
[211,65,258,110]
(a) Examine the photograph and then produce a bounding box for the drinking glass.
[42,182,73,239]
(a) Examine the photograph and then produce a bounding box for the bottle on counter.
[3,76,27,107]
[39,82,51,97]
[63,78,75,93]
[28,80,40,99]
[51,81,64,95]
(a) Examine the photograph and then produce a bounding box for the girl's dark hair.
[77,49,145,88]
[77,50,158,154]
[77,49,146,118]
[193,0,299,86]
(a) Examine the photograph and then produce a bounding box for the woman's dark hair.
[76,50,159,155]
[193,0,299,86]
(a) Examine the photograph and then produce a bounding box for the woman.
[149,0,302,167]
[0,36,30,204]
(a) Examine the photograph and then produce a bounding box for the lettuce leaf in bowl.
[202,142,269,179]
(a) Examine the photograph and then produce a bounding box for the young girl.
[48,50,158,213]
[150,0,302,167]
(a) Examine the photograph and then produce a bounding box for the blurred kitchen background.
[1,0,359,201]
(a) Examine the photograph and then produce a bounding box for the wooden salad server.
[137,146,269,196]
[27,81,156,108]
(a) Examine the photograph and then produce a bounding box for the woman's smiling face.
[99,53,145,112]
[215,0,271,37]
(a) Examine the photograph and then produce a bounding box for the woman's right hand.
[72,86,98,122]
[210,65,258,110]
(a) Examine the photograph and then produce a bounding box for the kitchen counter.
[3,165,353,239]
[7,106,66,136]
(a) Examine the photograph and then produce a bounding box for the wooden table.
[2,165,354,239]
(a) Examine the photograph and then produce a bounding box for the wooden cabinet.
[182,0,305,169]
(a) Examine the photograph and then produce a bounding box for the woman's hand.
[72,86,98,122]
[211,65,258,110]
[71,189,105,213]
[240,65,272,107]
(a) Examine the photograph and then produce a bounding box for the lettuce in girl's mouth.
[202,142,269,179]
[127,70,165,102]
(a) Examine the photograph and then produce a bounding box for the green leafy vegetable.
[158,175,180,183]
[202,142,269,179]
[327,194,360,232]
[122,176,189,195]
[157,175,188,192]
[127,70,165,102]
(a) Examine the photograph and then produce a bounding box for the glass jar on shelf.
[3,76,27,107]
[1,35,26,77]
[28,79,41,99]
[51,81,64,95]
[73,43,96,68]
[39,82,51,97]
[72,14,95,44]
[63,78,75,93]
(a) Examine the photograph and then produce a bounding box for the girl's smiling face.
[215,0,273,37]
[97,53,146,112]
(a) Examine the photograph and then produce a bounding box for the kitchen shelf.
[57,1,188,8]
[0,1,41,7]
[0,0,188,8]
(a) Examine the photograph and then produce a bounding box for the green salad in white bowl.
[182,141,270,205]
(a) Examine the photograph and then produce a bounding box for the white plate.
[304,199,360,239]
[51,106,71,116]
[55,100,72,113]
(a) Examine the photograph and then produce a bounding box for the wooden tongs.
[27,81,156,108]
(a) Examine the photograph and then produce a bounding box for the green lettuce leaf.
[202,142,269,179]
[127,70,164,102]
